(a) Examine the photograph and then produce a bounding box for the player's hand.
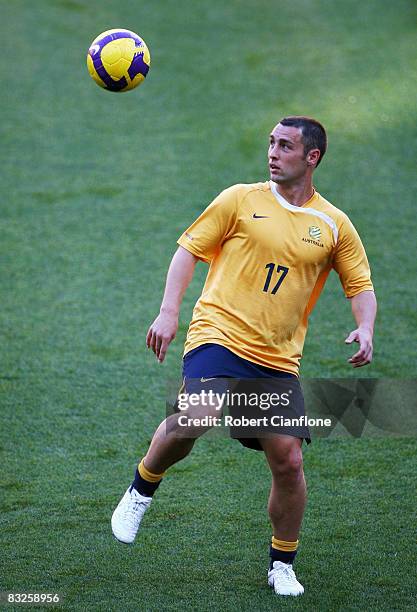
[146,310,178,363]
[345,327,373,368]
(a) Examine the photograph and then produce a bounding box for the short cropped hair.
[279,116,327,167]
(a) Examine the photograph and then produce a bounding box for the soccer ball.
[87,29,150,92]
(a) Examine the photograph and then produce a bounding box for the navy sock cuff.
[269,544,297,568]
[131,468,162,497]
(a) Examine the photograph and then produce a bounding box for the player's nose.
[269,144,279,159]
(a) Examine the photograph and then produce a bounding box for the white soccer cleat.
[111,486,152,544]
[268,561,304,596]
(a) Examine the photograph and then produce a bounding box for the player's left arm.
[345,290,377,367]
[332,214,377,368]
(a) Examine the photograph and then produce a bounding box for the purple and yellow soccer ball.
[87,29,150,92]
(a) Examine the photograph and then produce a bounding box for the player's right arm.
[148,185,239,362]
[146,246,199,363]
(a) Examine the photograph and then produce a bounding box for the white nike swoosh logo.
[200,377,216,383]
[90,44,101,56]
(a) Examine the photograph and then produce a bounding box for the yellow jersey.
[177,181,374,374]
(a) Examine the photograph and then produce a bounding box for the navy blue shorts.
[177,343,310,450]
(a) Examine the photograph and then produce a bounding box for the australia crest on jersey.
[308,225,321,240]
[302,225,324,248]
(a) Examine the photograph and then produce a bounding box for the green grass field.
[1,0,416,609]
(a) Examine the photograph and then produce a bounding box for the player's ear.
[307,148,320,168]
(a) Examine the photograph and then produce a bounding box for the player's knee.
[270,444,303,482]
[166,412,212,440]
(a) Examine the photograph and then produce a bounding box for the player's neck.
[275,180,315,207]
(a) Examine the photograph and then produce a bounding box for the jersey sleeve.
[332,214,374,298]
[177,185,240,263]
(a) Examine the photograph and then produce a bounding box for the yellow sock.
[271,536,299,552]
[138,459,166,482]
[131,459,166,497]
[270,536,299,566]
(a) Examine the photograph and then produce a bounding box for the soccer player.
[111,116,377,596]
